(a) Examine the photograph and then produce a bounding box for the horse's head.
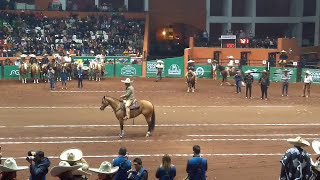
[217,65,224,71]
[100,96,109,111]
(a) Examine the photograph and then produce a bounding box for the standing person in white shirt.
[303,70,313,98]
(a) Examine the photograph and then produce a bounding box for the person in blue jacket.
[61,68,68,89]
[128,158,148,180]
[113,147,131,180]
[186,145,207,180]
[28,151,51,180]
[234,70,242,94]
[155,154,176,180]
[77,66,83,88]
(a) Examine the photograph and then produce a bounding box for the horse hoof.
[146,132,151,137]
[119,134,124,138]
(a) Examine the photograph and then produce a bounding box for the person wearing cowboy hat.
[185,60,197,83]
[311,140,320,179]
[50,161,82,180]
[244,70,254,99]
[60,148,89,171]
[120,78,135,120]
[63,51,72,64]
[29,54,37,64]
[226,56,235,77]
[280,137,314,180]
[281,69,290,97]
[0,158,28,180]
[77,66,84,89]
[303,70,313,98]
[156,60,164,81]
[211,60,218,80]
[21,54,27,63]
[279,50,288,67]
[259,70,270,100]
[89,161,119,180]
[1,49,8,57]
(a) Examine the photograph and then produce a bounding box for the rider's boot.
[124,107,130,120]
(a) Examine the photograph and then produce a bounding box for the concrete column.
[206,0,210,34]
[296,23,303,47]
[314,0,320,45]
[290,0,303,17]
[222,0,232,17]
[124,0,128,11]
[144,0,149,11]
[246,0,256,17]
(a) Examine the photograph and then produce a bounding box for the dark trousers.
[62,79,67,87]
[282,82,288,95]
[246,84,252,98]
[261,85,268,99]
[236,80,241,93]
[78,78,83,88]
[49,77,55,89]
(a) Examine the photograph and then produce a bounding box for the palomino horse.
[18,62,29,84]
[31,63,40,84]
[217,65,239,86]
[40,64,49,82]
[186,70,195,93]
[94,63,103,81]
[278,59,287,68]
[100,96,155,138]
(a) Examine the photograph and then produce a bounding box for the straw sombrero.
[245,70,253,73]
[282,69,290,72]
[0,158,28,172]
[228,56,234,59]
[29,54,36,58]
[121,78,133,84]
[188,60,195,63]
[312,140,320,155]
[60,148,83,162]
[72,167,92,176]
[50,161,82,177]
[287,136,310,147]
[157,60,164,64]
[305,70,311,75]
[21,54,27,58]
[89,161,119,174]
[281,50,286,53]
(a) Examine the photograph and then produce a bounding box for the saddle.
[120,99,140,111]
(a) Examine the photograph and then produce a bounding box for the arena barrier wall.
[269,67,297,83]
[4,66,22,79]
[301,68,320,84]
[146,57,185,78]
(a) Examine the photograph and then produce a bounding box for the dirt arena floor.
[0,77,320,180]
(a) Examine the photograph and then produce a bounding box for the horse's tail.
[150,104,155,131]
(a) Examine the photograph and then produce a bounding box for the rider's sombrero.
[95,55,101,59]
[312,140,320,155]
[121,78,133,84]
[245,70,253,73]
[89,161,119,175]
[305,70,311,75]
[157,60,164,64]
[60,148,83,162]
[282,69,290,72]
[287,136,310,147]
[66,51,70,55]
[43,54,48,57]
[281,50,286,53]
[50,161,82,177]
[188,60,195,63]
[0,158,28,172]
[3,49,7,52]
[29,54,36,58]
[21,54,27,58]
[228,56,234,59]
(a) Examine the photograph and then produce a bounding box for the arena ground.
[0,77,320,180]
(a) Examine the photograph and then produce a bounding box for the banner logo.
[168,64,181,75]
[195,67,204,76]
[121,66,136,76]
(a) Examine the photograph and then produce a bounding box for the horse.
[217,65,239,86]
[63,62,73,81]
[40,64,49,82]
[94,63,103,81]
[18,62,29,84]
[100,96,155,138]
[278,59,287,68]
[30,63,40,84]
[186,70,195,93]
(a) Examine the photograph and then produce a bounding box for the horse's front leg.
[119,119,125,138]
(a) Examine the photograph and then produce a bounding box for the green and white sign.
[195,65,212,78]
[164,57,184,77]
[301,68,320,84]
[4,66,21,79]
[269,67,297,83]
[115,64,142,77]
[146,60,157,77]
[241,66,266,80]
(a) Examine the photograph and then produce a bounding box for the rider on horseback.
[279,50,288,67]
[185,60,197,83]
[226,56,234,77]
[29,54,37,64]
[63,51,72,64]
[120,78,135,120]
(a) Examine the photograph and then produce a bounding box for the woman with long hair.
[155,154,176,180]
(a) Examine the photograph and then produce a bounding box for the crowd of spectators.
[0,11,145,58]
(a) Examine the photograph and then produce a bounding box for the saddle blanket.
[120,99,140,111]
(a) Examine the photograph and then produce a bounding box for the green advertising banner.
[164,57,184,77]
[269,67,297,83]
[105,56,131,64]
[115,64,142,77]
[104,64,115,77]
[241,66,266,80]
[195,65,212,78]
[4,66,21,79]
[301,68,320,84]
[146,60,157,78]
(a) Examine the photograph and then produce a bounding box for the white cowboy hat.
[228,56,234,59]
[312,140,320,155]
[282,69,290,72]
[188,60,195,63]
[29,54,36,58]
[72,167,92,176]
[50,161,82,177]
[0,158,28,172]
[287,136,310,147]
[245,70,253,73]
[281,50,286,53]
[305,70,311,75]
[66,51,70,55]
[90,50,94,54]
[43,54,48,57]
[3,49,7,52]
[60,148,83,162]
[89,161,119,174]
[157,60,164,64]
[121,78,133,84]
[21,54,27,58]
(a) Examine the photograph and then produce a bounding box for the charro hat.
[305,70,311,75]
[3,49,7,52]
[50,161,82,177]
[72,167,92,176]
[312,140,320,155]
[21,54,27,58]
[282,69,290,72]
[121,78,133,84]
[60,148,83,162]
[245,70,253,73]
[89,161,119,174]
[188,60,195,63]
[29,54,36,58]
[281,50,286,53]
[157,60,164,64]
[0,158,28,172]
[228,56,234,59]
[287,136,310,147]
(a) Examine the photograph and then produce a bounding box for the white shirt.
[304,75,313,84]
[156,63,164,69]
[64,56,72,63]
